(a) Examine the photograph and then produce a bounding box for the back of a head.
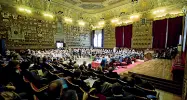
[53,59,57,62]
[126,77,135,87]
[74,69,81,78]
[7,60,19,70]
[112,82,123,95]
[20,61,30,70]
[79,65,84,70]
[88,64,91,69]
[134,76,142,84]
[63,90,78,100]
[83,61,86,65]
[74,64,79,69]
[43,57,47,63]
[48,80,63,99]
[108,67,113,72]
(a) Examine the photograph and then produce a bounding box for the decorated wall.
[0,4,91,49]
[132,13,153,49]
[97,0,185,49]
[63,23,91,48]
[103,21,115,48]
[0,6,57,49]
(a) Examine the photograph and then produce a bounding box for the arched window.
[94,30,103,47]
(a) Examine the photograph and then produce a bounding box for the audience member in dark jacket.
[105,67,120,78]
[106,83,135,100]
[41,57,54,70]
[1,61,27,93]
[71,69,90,91]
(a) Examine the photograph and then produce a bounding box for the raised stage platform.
[77,58,173,81]
[116,59,173,81]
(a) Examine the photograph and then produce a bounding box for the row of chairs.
[21,63,158,100]
[50,66,158,100]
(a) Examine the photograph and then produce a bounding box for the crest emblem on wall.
[8,23,25,40]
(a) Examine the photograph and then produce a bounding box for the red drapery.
[167,16,183,47]
[124,25,133,48]
[115,26,124,47]
[152,19,167,49]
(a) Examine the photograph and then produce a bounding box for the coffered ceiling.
[51,0,130,13]
[0,0,186,23]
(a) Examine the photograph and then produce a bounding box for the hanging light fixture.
[111,18,119,23]
[153,9,165,14]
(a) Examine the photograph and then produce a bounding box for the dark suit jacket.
[71,78,90,91]
[105,72,120,78]
[106,95,135,100]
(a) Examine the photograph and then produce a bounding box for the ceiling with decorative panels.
[0,0,186,23]
[52,0,129,13]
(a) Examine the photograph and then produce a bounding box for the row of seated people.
[109,56,138,67]
[0,56,158,100]
[154,47,178,59]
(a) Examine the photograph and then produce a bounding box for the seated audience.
[95,66,104,75]
[105,67,120,78]
[62,90,78,100]
[106,83,135,100]
[0,48,159,100]
[71,69,90,91]
[82,61,87,69]
[47,80,63,100]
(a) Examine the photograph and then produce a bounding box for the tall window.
[94,30,102,47]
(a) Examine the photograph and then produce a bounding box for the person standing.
[101,55,107,68]
[78,49,81,58]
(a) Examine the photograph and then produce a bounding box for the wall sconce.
[117,22,122,25]
[43,13,53,18]
[124,20,132,24]
[111,18,119,23]
[130,15,139,19]
[18,7,32,14]
[153,9,165,14]
[78,21,85,26]
[64,17,72,23]
[92,25,103,29]
[155,13,167,18]
[98,21,105,26]
[169,11,183,15]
